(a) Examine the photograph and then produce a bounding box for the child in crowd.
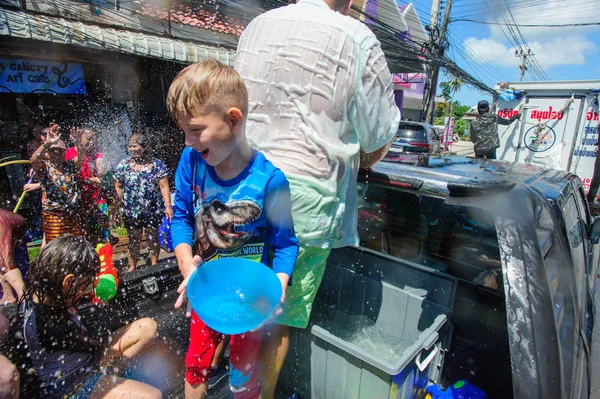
[66,126,109,245]
[114,133,172,271]
[167,59,299,399]
[21,235,162,399]
[30,123,84,244]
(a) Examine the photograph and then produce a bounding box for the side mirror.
[590,218,600,245]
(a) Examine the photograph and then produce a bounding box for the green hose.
[0,160,32,213]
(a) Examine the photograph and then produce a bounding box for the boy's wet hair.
[22,235,99,309]
[166,59,248,122]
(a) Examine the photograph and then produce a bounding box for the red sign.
[497,109,519,118]
[393,74,412,88]
[529,106,564,122]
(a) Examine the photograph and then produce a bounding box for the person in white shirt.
[235,0,400,396]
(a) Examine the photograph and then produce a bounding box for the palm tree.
[448,78,463,117]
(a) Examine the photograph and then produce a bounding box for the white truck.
[495,80,600,196]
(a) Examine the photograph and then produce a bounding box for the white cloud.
[463,0,599,70]
[465,36,596,68]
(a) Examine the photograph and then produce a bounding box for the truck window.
[357,183,502,290]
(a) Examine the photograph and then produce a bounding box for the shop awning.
[0,8,236,65]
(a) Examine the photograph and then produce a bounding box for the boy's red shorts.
[185,311,224,385]
[186,311,263,399]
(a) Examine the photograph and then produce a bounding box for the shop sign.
[0,58,86,94]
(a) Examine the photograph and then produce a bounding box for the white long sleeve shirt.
[235,0,400,248]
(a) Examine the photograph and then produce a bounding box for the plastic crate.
[279,246,456,399]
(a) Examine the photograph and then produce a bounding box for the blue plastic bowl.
[187,258,282,334]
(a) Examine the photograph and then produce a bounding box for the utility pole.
[422,0,453,124]
[515,49,533,81]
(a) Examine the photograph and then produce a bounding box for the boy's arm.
[172,148,197,275]
[172,149,201,312]
[265,170,300,289]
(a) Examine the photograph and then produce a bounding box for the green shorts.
[277,245,331,329]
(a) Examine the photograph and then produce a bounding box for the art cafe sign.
[0,58,87,94]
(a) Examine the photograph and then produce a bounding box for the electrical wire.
[452,19,600,27]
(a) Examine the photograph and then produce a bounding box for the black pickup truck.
[3,154,599,399]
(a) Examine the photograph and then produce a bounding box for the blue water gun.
[426,380,486,399]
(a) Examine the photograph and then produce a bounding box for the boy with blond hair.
[167,59,299,399]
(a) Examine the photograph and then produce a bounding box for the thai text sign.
[0,58,87,94]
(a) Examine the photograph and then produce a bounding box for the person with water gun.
[20,235,161,398]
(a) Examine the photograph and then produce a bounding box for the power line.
[452,19,600,27]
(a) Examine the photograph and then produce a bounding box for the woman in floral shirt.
[114,133,172,271]
[30,123,85,244]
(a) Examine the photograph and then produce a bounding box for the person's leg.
[145,226,160,265]
[127,227,143,272]
[98,317,157,373]
[0,273,16,305]
[259,246,331,399]
[185,312,223,399]
[3,269,24,301]
[91,376,162,399]
[229,329,264,399]
[209,336,230,389]
[0,210,26,302]
[258,324,289,399]
[0,354,19,398]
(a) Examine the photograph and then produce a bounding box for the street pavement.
[446,139,475,157]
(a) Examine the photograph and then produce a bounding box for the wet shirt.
[23,301,101,396]
[38,160,80,214]
[65,147,104,210]
[113,157,169,219]
[172,148,298,276]
[235,0,400,249]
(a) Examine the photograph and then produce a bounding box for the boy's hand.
[273,273,289,317]
[174,255,202,317]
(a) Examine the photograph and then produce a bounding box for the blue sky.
[409,0,600,108]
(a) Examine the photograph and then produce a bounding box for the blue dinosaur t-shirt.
[172,148,298,277]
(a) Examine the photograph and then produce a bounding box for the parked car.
[3,155,598,399]
[392,121,441,154]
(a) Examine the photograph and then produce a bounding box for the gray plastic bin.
[278,246,456,399]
